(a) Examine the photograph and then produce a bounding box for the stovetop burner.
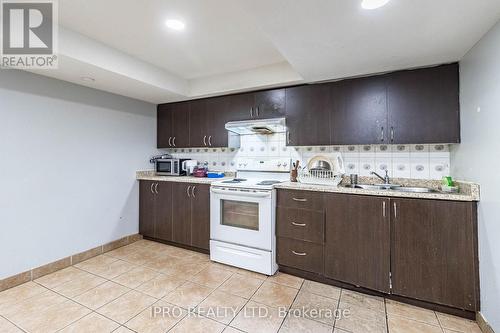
[256,180,283,186]
[221,178,247,184]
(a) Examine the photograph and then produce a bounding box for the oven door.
[210,187,273,251]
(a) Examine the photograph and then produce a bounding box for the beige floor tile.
[230,301,286,333]
[333,329,350,333]
[112,266,159,289]
[105,244,143,260]
[113,326,136,333]
[170,314,226,333]
[279,313,333,333]
[290,290,338,325]
[12,299,91,333]
[235,268,268,281]
[340,290,385,313]
[267,272,304,289]
[125,300,186,333]
[58,312,120,333]
[385,299,439,325]
[0,316,23,333]
[142,255,181,272]
[97,290,157,324]
[161,260,209,276]
[197,290,247,324]
[52,271,107,298]
[76,256,137,279]
[251,282,299,309]
[436,313,482,333]
[208,262,243,273]
[218,273,264,299]
[74,281,130,309]
[34,267,87,289]
[301,280,341,300]
[163,282,213,309]
[188,266,233,288]
[388,315,442,333]
[335,301,387,333]
[136,274,185,299]
[0,282,47,313]
[223,326,245,333]
[1,290,67,320]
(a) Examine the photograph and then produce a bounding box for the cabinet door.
[254,89,286,119]
[190,184,210,250]
[387,63,460,144]
[189,99,209,148]
[157,105,173,148]
[391,199,478,310]
[139,181,156,238]
[154,182,173,242]
[207,95,231,147]
[331,76,388,145]
[227,93,255,121]
[285,84,332,146]
[171,182,192,245]
[170,102,190,148]
[325,194,391,293]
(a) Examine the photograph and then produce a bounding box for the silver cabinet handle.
[192,186,196,197]
[187,185,191,198]
[168,137,172,147]
[292,251,307,256]
[256,106,259,117]
[291,222,306,227]
[287,131,290,144]
[390,127,394,142]
[381,127,384,142]
[382,201,386,218]
[172,136,176,147]
[203,135,207,146]
[150,183,155,194]
[393,202,397,219]
[250,107,253,118]
[292,197,307,202]
[208,136,212,146]
[154,183,159,194]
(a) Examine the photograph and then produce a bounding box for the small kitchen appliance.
[154,158,191,176]
[182,160,198,175]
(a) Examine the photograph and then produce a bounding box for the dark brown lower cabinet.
[139,181,210,251]
[391,198,478,311]
[324,194,391,293]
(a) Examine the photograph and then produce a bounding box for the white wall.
[452,20,500,331]
[0,70,157,279]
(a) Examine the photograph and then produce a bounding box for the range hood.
[225,118,286,135]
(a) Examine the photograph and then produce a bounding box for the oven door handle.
[211,188,271,198]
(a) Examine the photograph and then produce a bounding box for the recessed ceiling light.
[361,0,390,10]
[165,19,185,31]
[81,76,95,82]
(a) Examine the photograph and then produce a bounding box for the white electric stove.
[209,158,290,275]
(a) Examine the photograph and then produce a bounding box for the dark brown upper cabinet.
[391,198,478,311]
[254,88,286,119]
[157,103,190,148]
[285,84,332,146]
[188,96,231,148]
[189,99,209,148]
[387,63,460,144]
[331,76,388,145]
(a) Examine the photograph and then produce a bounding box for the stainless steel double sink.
[345,184,436,193]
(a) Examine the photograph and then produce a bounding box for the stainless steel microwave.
[155,158,190,176]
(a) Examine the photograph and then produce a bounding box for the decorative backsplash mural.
[166,133,451,180]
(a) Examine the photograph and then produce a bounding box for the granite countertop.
[275,177,480,202]
[136,170,233,184]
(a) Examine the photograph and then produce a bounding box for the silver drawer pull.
[291,222,306,227]
[292,198,307,202]
[292,251,307,256]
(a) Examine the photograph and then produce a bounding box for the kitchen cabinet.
[387,63,460,144]
[285,84,332,146]
[331,76,388,145]
[190,184,211,250]
[391,198,478,310]
[324,194,391,293]
[188,96,231,148]
[254,89,286,119]
[189,99,209,148]
[157,102,190,148]
[139,181,172,241]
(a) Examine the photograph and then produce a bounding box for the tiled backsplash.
[166,133,451,180]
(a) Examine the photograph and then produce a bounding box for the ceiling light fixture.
[165,19,185,31]
[81,76,95,82]
[361,0,390,10]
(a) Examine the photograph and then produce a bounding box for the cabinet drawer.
[277,190,324,210]
[277,237,323,274]
[277,207,324,243]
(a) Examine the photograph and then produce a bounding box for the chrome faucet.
[371,170,390,184]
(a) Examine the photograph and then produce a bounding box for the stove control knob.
[277,162,282,167]
[283,162,288,168]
